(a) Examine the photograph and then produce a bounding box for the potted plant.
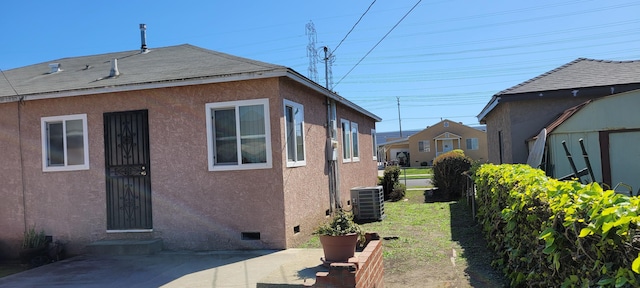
[314,210,365,264]
[19,226,47,265]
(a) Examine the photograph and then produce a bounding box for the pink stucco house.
[0,43,380,257]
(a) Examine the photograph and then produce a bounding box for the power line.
[334,0,422,88]
[333,0,377,54]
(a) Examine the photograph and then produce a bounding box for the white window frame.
[41,114,90,172]
[466,138,479,150]
[419,140,431,152]
[205,98,272,171]
[371,129,377,161]
[351,122,359,162]
[283,99,306,167]
[340,119,351,163]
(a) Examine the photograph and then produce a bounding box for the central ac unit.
[350,186,385,221]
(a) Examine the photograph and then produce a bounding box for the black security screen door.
[104,110,152,230]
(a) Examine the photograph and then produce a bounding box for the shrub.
[432,149,471,199]
[474,164,640,287]
[22,226,46,249]
[388,182,406,202]
[381,166,401,200]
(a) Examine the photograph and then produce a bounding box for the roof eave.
[477,96,500,124]
[1,66,382,123]
[285,69,382,122]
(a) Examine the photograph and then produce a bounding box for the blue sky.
[2,1,639,132]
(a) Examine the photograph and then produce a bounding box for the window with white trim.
[466,138,479,150]
[351,122,359,161]
[341,119,351,162]
[371,129,377,160]
[206,99,272,171]
[418,140,430,152]
[41,114,89,172]
[284,99,305,167]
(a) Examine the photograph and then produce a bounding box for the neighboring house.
[379,120,487,167]
[374,130,420,165]
[408,119,487,166]
[0,43,380,258]
[536,89,640,195]
[379,137,410,166]
[477,58,640,164]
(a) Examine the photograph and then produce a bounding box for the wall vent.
[241,232,260,240]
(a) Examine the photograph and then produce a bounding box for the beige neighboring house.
[0,42,381,258]
[408,119,487,166]
[380,120,487,167]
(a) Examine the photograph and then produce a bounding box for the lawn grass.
[399,167,432,175]
[398,167,432,180]
[299,189,506,286]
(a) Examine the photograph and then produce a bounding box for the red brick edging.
[310,238,384,288]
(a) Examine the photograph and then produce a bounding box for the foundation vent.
[241,232,260,240]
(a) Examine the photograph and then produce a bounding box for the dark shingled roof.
[0,44,285,98]
[478,57,640,122]
[497,58,640,96]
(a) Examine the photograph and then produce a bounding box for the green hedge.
[432,149,471,199]
[474,164,640,287]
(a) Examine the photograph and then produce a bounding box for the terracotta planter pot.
[319,234,358,263]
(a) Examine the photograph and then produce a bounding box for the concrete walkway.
[0,249,326,288]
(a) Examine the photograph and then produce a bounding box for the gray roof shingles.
[0,44,286,98]
[497,58,640,96]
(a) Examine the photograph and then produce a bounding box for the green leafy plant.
[22,226,46,249]
[432,149,471,199]
[389,182,406,202]
[474,164,640,287]
[381,166,401,200]
[314,210,365,243]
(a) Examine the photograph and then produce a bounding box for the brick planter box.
[310,235,384,288]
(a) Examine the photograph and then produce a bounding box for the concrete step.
[87,238,163,255]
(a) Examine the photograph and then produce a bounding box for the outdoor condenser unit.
[350,186,385,221]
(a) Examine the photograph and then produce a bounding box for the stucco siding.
[484,103,511,164]
[5,78,292,255]
[0,103,27,259]
[336,104,379,207]
[278,78,332,248]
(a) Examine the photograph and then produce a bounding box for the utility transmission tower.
[305,21,319,83]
